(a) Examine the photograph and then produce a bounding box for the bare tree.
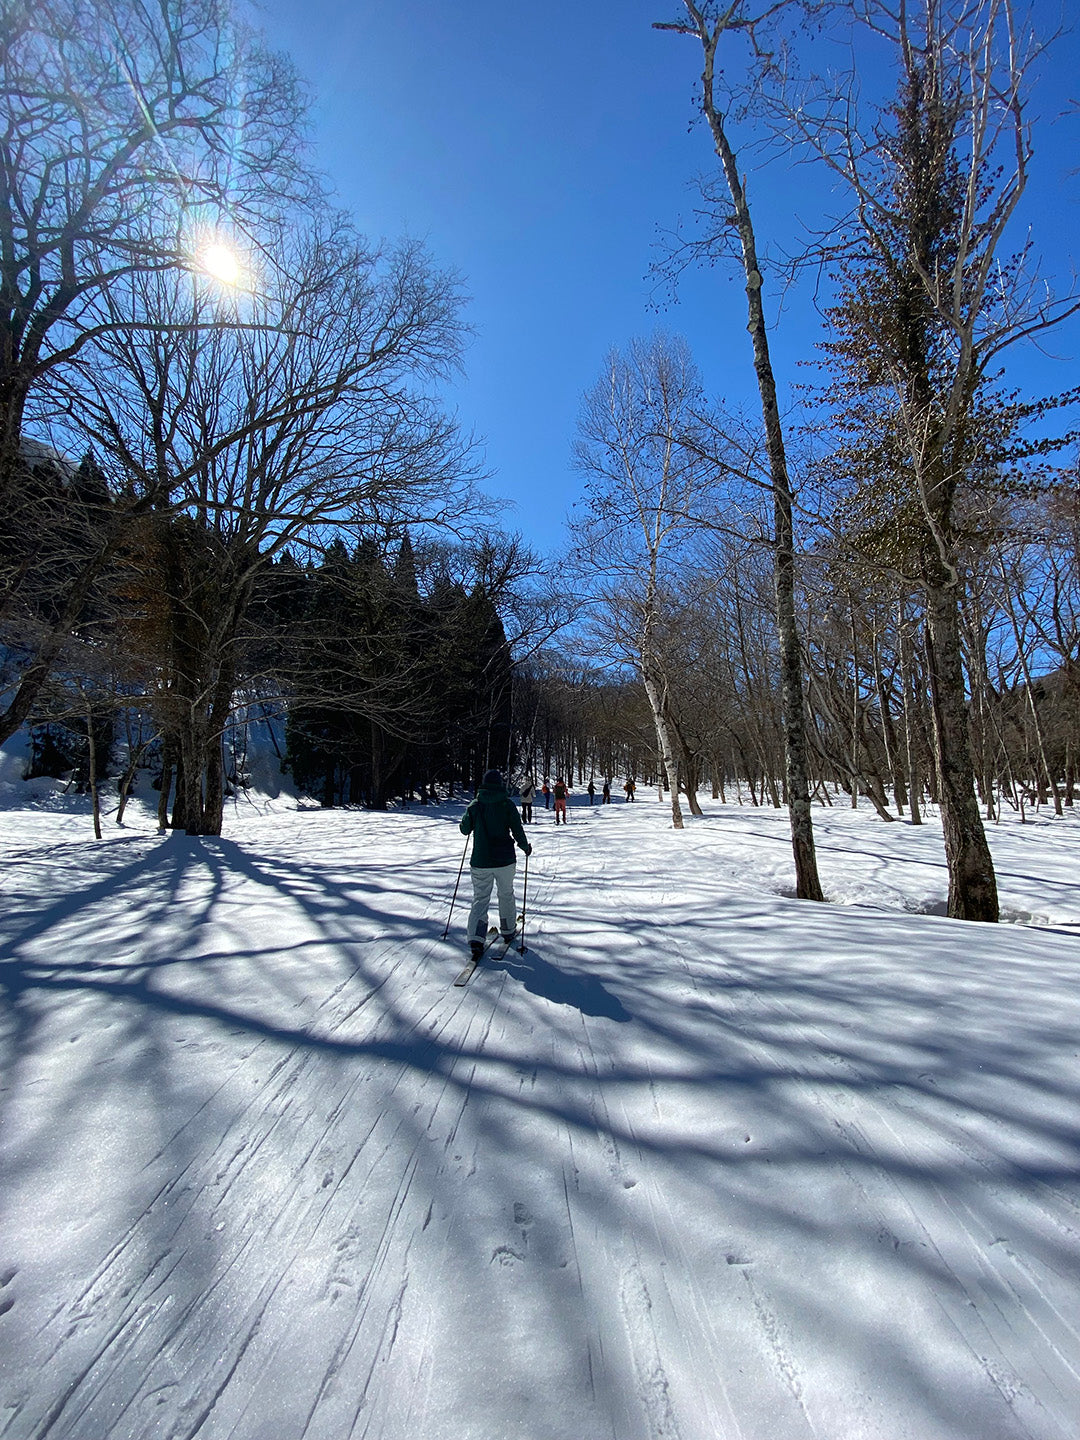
[655,1,825,898]
[61,223,475,834]
[0,0,313,741]
[0,0,309,490]
[572,334,720,829]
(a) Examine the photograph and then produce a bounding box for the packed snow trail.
[1,797,1080,1439]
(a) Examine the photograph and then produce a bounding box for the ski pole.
[519,847,529,954]
[442,835,470,939]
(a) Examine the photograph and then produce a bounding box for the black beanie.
[482,769,504,788]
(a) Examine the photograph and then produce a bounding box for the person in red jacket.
[552,776,570,824]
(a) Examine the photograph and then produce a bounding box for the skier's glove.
[524,843,533,856]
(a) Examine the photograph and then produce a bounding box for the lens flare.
[202,241,241,286]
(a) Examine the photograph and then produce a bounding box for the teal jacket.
[460,784,529,868]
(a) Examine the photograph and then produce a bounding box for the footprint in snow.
[491,1244,526,1266]
[513,1201,533,1227]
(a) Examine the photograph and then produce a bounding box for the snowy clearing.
[2,792,1080,1440]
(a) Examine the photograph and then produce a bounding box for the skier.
[519,775,536,823]
[459,769,532,960]
[624,777,636,801]
[542,779,551,809]
[602,779,611,804]
[553,777,570,824]
[587,779,595,805]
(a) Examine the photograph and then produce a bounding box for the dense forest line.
[12,432,1077,836]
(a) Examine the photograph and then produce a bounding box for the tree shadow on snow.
[2,823,1080,1440]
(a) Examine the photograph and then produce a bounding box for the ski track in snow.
[1,796,1080,1438]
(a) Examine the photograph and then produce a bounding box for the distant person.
[587,779,595,805]
[602,779,611,804]
[624,777,636,802]
[459,769,531,959]
[553,776,570,824]
[519,776,535,824]
[542,779,551,810]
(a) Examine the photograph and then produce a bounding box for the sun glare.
[202,241,241,286]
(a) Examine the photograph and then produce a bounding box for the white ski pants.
[467,863,517,941]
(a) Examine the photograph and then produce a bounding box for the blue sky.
[254,0,1080,555]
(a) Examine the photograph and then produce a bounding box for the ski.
[453,928,499,987]
[453,916,525,987]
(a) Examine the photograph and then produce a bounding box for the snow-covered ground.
[2,787,1079,1440]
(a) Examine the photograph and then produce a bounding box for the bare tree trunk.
[849,602,862,808]
[641,662,685,828]
[671,712,705,816]
[81,689,102,841]
[0,381,32,506]
[684,756,705,816]
[157,739,174,830]
[805,662,895,821]
[202,648,240,835]
[660,5,823,898]
[116,737,154,826]
[924,583,998,920]
[999,559,1063,817]
[204,731,226,834]
[872,627,906,813]
[898,608,923,826]
[173,714,207,834]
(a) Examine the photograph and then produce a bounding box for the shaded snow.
[1,792,1079,1439]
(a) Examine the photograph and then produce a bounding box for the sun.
[201,241,241,287]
